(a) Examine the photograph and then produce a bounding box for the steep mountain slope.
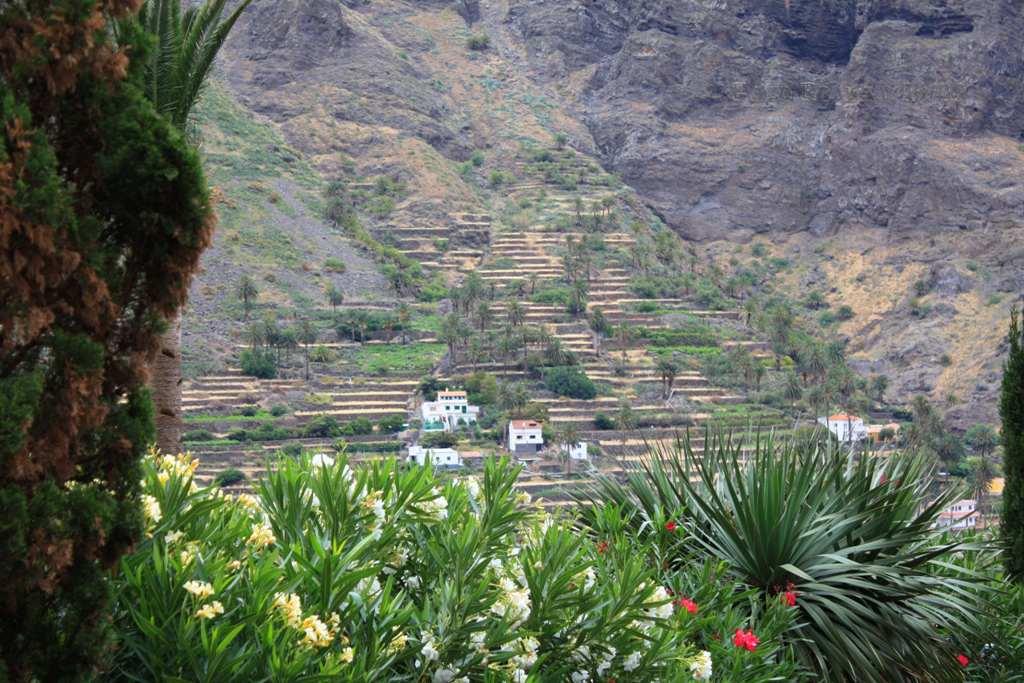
[188,0,1024,424]
[501,0,1024,424]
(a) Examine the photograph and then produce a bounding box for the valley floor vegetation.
[100,435,1023,682]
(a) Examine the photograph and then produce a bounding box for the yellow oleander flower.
[235,493,259,511]
[247,522,275,548]
[386,631,408,654]
[339,646,354,663]
[157,470,170,485]
[227,559,243,572]
[165,530,185,545]
[195,601,224,620]
[300,615,333,649]
[179,545,196,566]
[142,494,162,525]
[183,580,215,599]
[272,592,303,628]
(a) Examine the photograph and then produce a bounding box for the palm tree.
[131,0,253,455]
[135,0,255,131]
[326,283,344,313]
[396,303,412,344]
[656,354,681,400]
[507,302,525,328]
[556,423,582,475]
[296,319,318,381]
[237,274,258,319]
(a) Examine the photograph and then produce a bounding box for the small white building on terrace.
[421,389,480,432]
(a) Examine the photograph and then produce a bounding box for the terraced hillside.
[181,0,945,503]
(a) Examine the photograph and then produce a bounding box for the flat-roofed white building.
[508,420,544,454]
[408,445,463,468]
[421,389,480,432]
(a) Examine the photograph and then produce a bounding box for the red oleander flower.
[664,520,678,532]
[676,596,698,614]
[733,628,759,652]
[783,590,797,607]
[596,540,609,554]
[957,654,969,667]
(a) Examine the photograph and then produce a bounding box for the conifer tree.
[0,1,212,677]
[1002,307,1024,581]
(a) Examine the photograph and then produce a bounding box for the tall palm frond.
[577,428,993,682]
[135,0,254,132]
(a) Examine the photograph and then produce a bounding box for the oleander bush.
[106,451,788,681]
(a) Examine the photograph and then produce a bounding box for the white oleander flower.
[623,651,642,672]
[647,586,674,620]
[690,650,713,681]
[311,452,335,468]
[570,670,590,683]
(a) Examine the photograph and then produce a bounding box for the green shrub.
[544,366,597,400]
[594,413,616,430]
[279,443,303,458]
[469,150,485,167]
[466,33,490,50]
[340,417,374,436]
[303,416,342,438]
[323,257,347,273]
[240,405,259,417]
[270,404,288,417]
[183,429,215,442]
[377,414,407,434]
[240,348,277,379]
[214,468,246,487]
[421,431,458,448]
[835,305,854,321]
[531,284,572,305]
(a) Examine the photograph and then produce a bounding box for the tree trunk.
[153,315,183,455]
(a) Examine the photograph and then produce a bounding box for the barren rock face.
[507,0,1023,243]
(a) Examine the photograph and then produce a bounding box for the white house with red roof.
[817,413,868,443]
[421,389,480,432]
[507,419,544,454]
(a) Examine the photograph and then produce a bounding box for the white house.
[934,499,980,531]
[561,441,589,461]
[507,420,544,454]
[817,413,868,443]
[421,389,480,432]
[408,445,463,468]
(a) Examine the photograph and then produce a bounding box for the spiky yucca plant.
[579,431,991,682]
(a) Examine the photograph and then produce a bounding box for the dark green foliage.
[544,366,597,400]
[240,348,277,379]
[302,416,342,439]
[214,468,246,487]
[376,415,406,434]
[340,417,374,436]
[582,432,990,682]
[466,34,490,50]
[421,432,458,448]
[463,371,498,406]
[593,413,616,430]
[1003,309,1024,581]
[182,429,215,442]
[269,404,288,417]
[239,405,258,417]
[835,305,854,321]
[634,322,718,348]
[530,284,572,305]
[0,2,213,677]
[419,376,443,402]
[228,424,293,442]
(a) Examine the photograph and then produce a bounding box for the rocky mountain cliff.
[197,0,1024,425]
